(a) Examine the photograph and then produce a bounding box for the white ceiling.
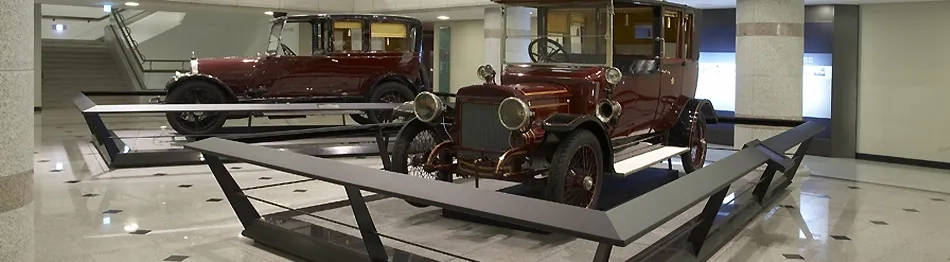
[669,0,948,9]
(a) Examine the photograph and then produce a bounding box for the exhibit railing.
[186,119,824,261]
[74,92,402,168]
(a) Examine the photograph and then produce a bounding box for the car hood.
[196,56,260,80]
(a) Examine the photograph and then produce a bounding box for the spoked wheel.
[546,130,604,209]
[164,81,229,135]
[677,114,707,174]
[392,121,451,207]
[352,82,415,125]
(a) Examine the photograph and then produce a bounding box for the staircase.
[42,39,137,108]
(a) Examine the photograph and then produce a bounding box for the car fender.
[541,113,616,174]
[678,99,718,124]
[165,73,237,101]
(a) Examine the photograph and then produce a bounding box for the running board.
[613,146,689,176]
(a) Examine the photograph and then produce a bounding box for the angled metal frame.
[75,92,401,168]
[187,121,824,261]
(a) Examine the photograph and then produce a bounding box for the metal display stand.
[186,121,823,261]
[75,92,402,168]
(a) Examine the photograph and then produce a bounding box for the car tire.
[545,129,604,209]
[391,120,452,207]
[365,82,415,124]
[672,114,707,174]
[164,81,230,135]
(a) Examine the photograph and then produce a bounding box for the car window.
[283,21,315,56]
[333,20,363,52]
[370,22,411,52]
[684,13,694,59]
[663,10,683,59]
[614,7,656,57]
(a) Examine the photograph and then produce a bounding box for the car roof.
[490,0,693,10]
[284,14,422,23]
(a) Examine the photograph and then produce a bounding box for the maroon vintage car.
[165,14,427,134]
[391,0,717,209]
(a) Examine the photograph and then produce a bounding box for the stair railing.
[110,9,190,74]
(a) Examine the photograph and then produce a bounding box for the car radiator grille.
[459,102,511,153]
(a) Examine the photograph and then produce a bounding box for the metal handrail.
[109,9,190,73]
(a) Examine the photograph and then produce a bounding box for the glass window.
[265,19,286,55]
[506,7,607,65]
[663,10,682,59]
[684,14,694,59]
[614,7,656,57]
[333,20,363,52]
[370,22,411,52]
[281,21,315,56]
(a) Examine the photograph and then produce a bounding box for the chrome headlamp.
[413,92,444,123]
[605,67,622,85]
[498,97,532,131]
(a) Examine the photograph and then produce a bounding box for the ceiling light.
[265,11,274,16]
[124,2,139,6]
[103,4,112,12]
[436,16,450,20]
[52,24,66,33]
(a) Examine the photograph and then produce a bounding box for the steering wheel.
[280,43,297,56]
[528,38,566,63]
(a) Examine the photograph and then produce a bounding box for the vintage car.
[165,13,428,134]
[391,0,717,209]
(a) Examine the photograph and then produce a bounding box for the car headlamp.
[498,97,532,131]
[605,67,622,85]
[413,92,444,123]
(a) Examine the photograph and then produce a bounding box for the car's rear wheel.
[352,82,415,125]
[673,114,707,174]
[165,81,229,135]
[545,129,604,209]
[391,121,451,207]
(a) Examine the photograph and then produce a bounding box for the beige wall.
[858,1,950,163]
[433,19,485,94]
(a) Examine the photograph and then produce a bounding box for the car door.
[654,8,686,131]
[610,6,662,139]
[263,20,329,99]
[304,18,372,98]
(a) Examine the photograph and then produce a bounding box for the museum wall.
[858,1,950,163]
[433,19,485,94]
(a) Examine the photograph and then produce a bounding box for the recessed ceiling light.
[52,24,66,32]
[436,15,450,20]
[103,4,112,12]
[265,11,274,16]
[124,2,139,7]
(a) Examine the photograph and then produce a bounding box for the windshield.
[265,18,286,55]
[505,5,610,66]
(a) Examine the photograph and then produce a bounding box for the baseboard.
[34,107,41,112]
[856,153,950,170]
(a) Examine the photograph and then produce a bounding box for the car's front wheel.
[391,120,452,207]
[545,129,604,209]
[352,82,415,125]
[165,81,229,135]
[673,114,707,174]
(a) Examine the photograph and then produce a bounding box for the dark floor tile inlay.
[780,204,796,209]
[293,189,307,193]
[870,220,889,225]
[65,180,80,184]
[830,235,851,240]
[782,254,805,260]
[129,229,151,235]
[163,255,189,261]
[259,177,272,180]
[81,193,99,197]
[37,159,49,163]
[931,198,946,202]
[153,173,167,176]
[102,209,123,214]
[847,185,860,189]
[903,208,920,213]
[178,184,193,188]
[206,198,223,202]
[50,169,62,173]
[230,166,242,170]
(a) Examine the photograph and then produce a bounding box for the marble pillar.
[734,0,804,147]
[0,0,35,260]
[484,6,533,81]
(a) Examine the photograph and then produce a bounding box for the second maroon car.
[165,14,428,134]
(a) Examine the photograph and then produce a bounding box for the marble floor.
[31,103,950,261]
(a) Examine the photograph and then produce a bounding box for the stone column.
[734,0,804,147]
[484,6,533,80]
[0,0,35,260]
